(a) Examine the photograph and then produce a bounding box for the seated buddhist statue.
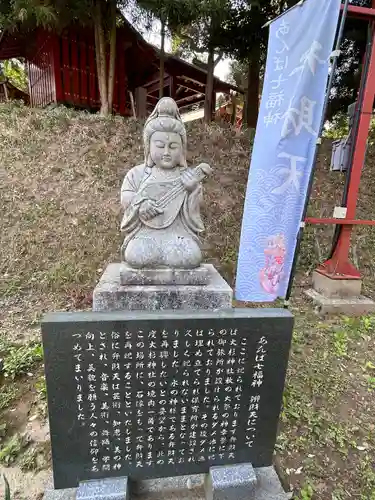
[120,97,211,269]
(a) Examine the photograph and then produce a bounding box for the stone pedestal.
[205,465,289,500]
[306,271,375,316]
[120,263,210,285]
[312,271,362,298]
[205,464,257,500]
[93,263,233,312]
[76,477,129,500]
[44,467,289,500]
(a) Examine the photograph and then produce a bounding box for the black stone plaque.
[41,308,293,489]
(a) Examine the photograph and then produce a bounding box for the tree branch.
[214,52,223,67]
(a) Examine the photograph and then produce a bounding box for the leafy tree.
[225,0,372,127]
[174,0,232,123]
[327,0,371,120]
[0,0,57,30]
[216,0,300,128]
[133,0,199,98]
[228,59,248,89]
[0,59,28,91]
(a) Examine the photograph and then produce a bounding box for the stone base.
[205,463,257,500]
[305,289,375,316]
[93,263,232,312]
[77,477,129,499]
[43,467,289,500]
[312,271,362,298]
[120,263,209,286]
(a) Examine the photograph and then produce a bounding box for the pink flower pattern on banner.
[259,234,286,295]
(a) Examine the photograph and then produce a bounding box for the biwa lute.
[139,163,212,229]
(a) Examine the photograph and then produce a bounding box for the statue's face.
[150,131,182,169]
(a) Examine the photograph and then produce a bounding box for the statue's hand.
[139,199,164,220]
[181,170,200,192]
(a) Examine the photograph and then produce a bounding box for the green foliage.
[35,376,47,400]
[0,335,11,355]
[228,59,248,88]
[0,59,28,92]
[3,342,43,379]
[366,376,375,391]
[0,424,7,439]
[0,434,27,466]
[297,483,315,500]
[18,446,38,471]
[3,475,11,500]
[0,0,57,30]
[135,0,198,30]
[333,329,349,358]
[324,112,349,140]
[172,0,233,58]
[0,386,19,411]
[327,0,371,120]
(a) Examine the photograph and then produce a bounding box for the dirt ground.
[0,103,374,499]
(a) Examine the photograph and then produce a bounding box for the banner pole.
[283,0,351,307]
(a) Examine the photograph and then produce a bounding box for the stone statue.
[120,97,212,269]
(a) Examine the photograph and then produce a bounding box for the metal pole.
[283,0,351,306]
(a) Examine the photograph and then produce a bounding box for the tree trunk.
[159,18,166,99]
[94,21,103,103]
[94,0,109,115]
[3,83,9,102]
[245,49,260,129]
[204,46,215,124]
[107,0,117,113]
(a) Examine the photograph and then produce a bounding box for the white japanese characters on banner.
[235,0,342,302]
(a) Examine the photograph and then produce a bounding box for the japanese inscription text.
[42,310,293,489]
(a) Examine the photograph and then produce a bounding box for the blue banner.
[235,0,341,302]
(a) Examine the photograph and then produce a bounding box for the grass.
[278,313,375,498]
[0,103,375,498]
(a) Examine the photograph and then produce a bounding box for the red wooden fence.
[27,30,55,107]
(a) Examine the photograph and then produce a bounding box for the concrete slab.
[305,288,375,316]
[312,271,362,298]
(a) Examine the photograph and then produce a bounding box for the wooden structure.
[0,79,29,104]
[0,20,239,117]
[216,99,243,128]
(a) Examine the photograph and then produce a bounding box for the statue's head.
[143,97,187,170]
